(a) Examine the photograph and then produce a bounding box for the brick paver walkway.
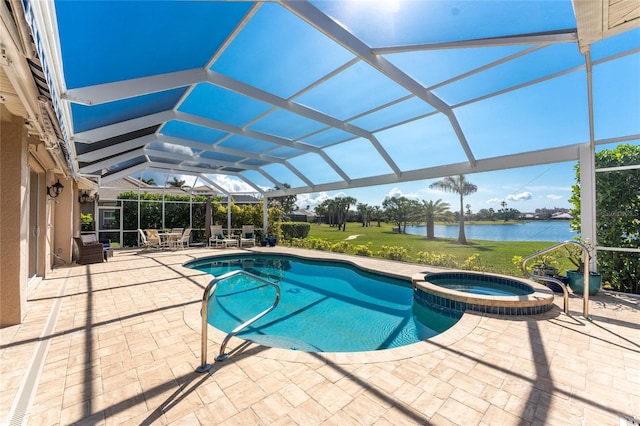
[1,247,638,425]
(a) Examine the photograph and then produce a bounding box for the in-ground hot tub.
[412,271,554,316]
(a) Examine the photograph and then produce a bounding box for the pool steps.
[196,270,280,373]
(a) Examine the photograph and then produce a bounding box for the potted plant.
[531,254,559,277]
[565,243,601,296]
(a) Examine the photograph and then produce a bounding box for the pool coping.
[179,246,550,365]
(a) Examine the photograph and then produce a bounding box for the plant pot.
[261,237,277,247]
[544,275,568,293]
[532,264,558,277]
[566,270,601,296]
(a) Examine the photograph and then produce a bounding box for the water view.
[405,221,577,242]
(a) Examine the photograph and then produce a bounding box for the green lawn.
[302,222,572,277]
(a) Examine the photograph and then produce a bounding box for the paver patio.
[1,247,638,425]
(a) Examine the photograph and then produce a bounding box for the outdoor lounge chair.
[209,225,237,248]
[74,235,105,264]
[240,225,256,248]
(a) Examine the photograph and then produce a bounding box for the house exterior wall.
[1,109,29,326]
[0,106,74,327]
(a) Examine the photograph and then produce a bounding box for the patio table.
[158,232,181,249]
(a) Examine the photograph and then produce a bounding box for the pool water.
[426,277,533,296]
[187,255,460,352]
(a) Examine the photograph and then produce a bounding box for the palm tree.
[422,199,450,240]
[140,177,156,185]
[429,175,477,244]
[167,176,186,188]
[357,203,370,227]
[335,196,357,231]
[373,206,382,227]
[500,200,508,222]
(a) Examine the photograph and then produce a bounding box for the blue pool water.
[186,255,460,352]
[424,273,534,296]
[428,278,533,296]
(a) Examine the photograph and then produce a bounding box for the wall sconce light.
[47,179,64,198]
[78,191,99,204]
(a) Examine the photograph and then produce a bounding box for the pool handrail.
[196,270,280,372]
[522,240,592,319]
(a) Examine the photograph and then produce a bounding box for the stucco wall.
[1,110,29,326]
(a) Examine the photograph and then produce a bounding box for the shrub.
[290,237,306,248]
[570,144,640,293]
[416,251,457,268]
[303,237,332,251]
[280,222,311,240]
[351,243,373,257]
[462,253,485,271]
[511,255,524,275]
[80,213,94,231]
[378,245,409,261]
[330,241,350,253]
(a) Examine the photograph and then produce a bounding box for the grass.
[302,222,573,277]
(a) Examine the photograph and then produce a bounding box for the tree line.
[309,175,478,245]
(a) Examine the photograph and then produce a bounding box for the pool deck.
[1,246,638,425]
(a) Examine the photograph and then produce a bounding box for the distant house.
[288,209,318,222]
[97,176,187,200]
[551,212,573,220]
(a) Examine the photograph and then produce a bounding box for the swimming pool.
[186,254,460,352]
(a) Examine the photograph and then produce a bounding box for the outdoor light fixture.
[47,179,64,198]
[78,191,99,204]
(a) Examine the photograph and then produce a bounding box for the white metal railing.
[196,270,280,372]
[521,240,593,319]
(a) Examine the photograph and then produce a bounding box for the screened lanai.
[24,1,639,248]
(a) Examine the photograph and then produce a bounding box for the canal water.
[404,221,577,242]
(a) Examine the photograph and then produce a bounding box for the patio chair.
[145,229,162,248]
[167,228,183,249]
[138,229,149,248]
[73,235,105,264]
[138,229,160,249]
[209,225,237,248]
[240,225,256,248]
[174,228,192,249]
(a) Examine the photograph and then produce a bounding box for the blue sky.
[117,4,638,213]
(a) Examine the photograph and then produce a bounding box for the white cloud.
[296,191,369,209]
[153,142,194,156]
[297,192,331,209]
[385,187,419,200]
[209,174,255,193]
[486,198,502,204]
[547,194,563,200]
[505,192,532,202]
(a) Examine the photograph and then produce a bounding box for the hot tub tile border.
[413,271,554,316]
